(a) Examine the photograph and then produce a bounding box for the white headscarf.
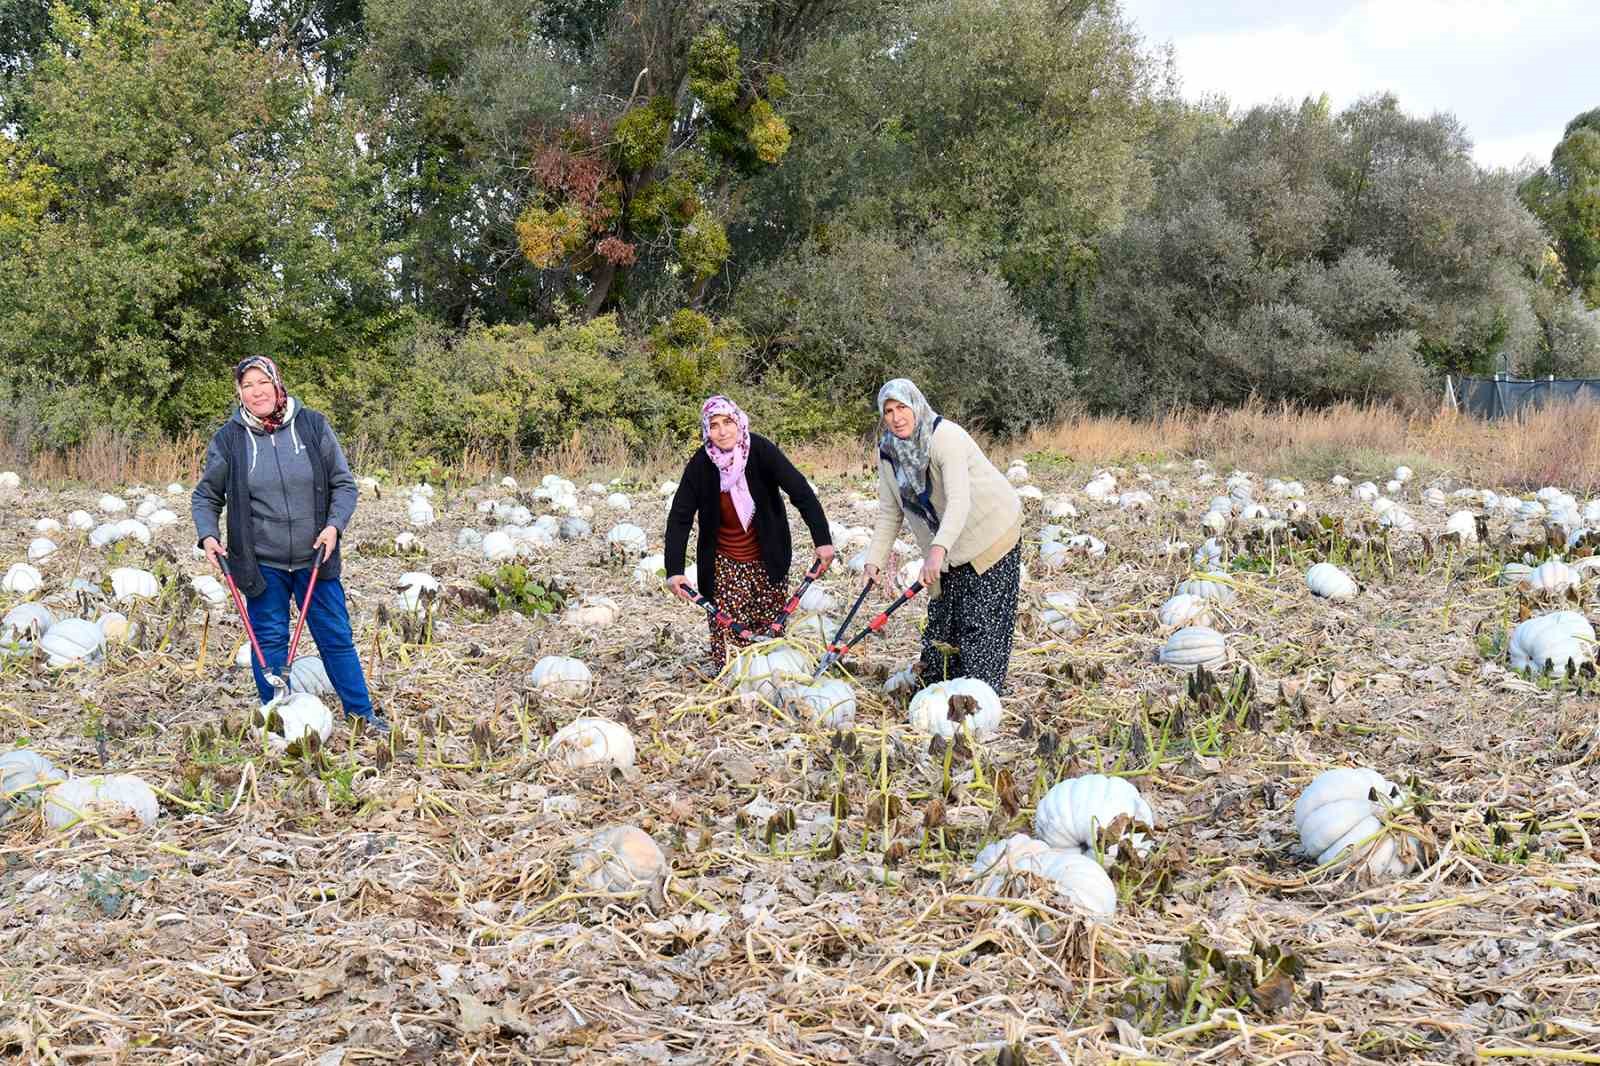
[876,378,940,521]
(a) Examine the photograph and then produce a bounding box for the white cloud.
[1126,0,1597,170]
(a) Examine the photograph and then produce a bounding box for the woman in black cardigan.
[665,396,834,668]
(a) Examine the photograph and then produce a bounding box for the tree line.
[1,0,1596,455]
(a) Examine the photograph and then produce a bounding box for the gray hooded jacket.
[191,403,358,575]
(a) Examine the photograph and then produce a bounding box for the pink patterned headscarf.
[701,395,754,530]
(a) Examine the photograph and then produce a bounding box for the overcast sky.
[1121,0,1599,171]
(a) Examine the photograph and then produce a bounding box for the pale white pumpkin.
[1157,593,1210,630]
[481,530,516,561]
[530,655,594,699]
[146,508,178,528]
[1353,481,1379,502]
[33,518,62,535]
[44,774,159,830]
[1083,473,1117,503]
[27,537,57,562]
[1524,559,1580,597]
[605,523,648,556]
[1035,773,1155,859]
[114,519,151,545]
[500,475,519,490]
[1044,496,1078,520]
[109,567,160,603]
[1192,537,1223,567]
[406,495,435,528]
[1444,511,1479,544]
[564,595,621,628]
[68,509,95,531]
[1066,534,1106,557]
[1378,507,1417,532]
[0,471,18,490]
[730,642,814,702]
[793,678,856,729]
[1037,540,1068,571]
[572,825,667,893]
[2,602,55,652]
[658,480,678,496]
[548,717,636,769]
[1294,767,1416,878]
[262,692,335,744]
[798,584,837,613]
[394,571,440,614]
[606,492,632,511]
[1,749,62,819]
[2,563,43,595]
[1011,847,1118,917]
[39,618,105,668]
[1119,490,1154,512]
[1306,562,1358,601]
[397,531,424,553]
[1159,626,1226,667]
[970,834,1051,897]
[1176,573,1237,606]
[1200,509,1229,536]
[1330,475,1350,487]
[907,677,1002,739]
[1508,611,1595,674]
[558,516,592,540]
[97,493,127,514]
[189,575,227,608]
[97,612,132,644]
[1038,590,1082,637]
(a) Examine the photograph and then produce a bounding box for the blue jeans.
[246,564,374,718]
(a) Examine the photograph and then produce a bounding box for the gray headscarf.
[877,378,941,524]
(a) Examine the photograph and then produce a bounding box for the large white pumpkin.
[27,537,57,562]
[1305,562,1358,601]
[43,774,159,830]
[394,571,440,614]
[1011,847,1118,917]
[263,692,335,744]
[605,523,648,555]
[730,642,814,703]
[1508,611,1595,674]
[564,595,621,628]
[2,563,43,595]
[1524,559,1580,597]
[1294,767,1416,879]
[2,602,55,653]
[1157,593,1210,630]
[971,834,1051,896]
[907,677,1003,739]
[190,575,228,608]
[1444,511,1479,544]
[97,493,127,514]
[571,825,667,893]
[792,679,856,729]
[1177,573,1237,606]
[39,618,106,668]
[481,530,516,561]
[67,510,95,531]
[1,749,63,818]
[109,567,160,603]
[529,655,593,699]
[0,471,18,490]
[1158,626,1226,667]
[1038,590,1082,638]
[407,496,435,527]
[548,717,636,769]
[1035,773,1155,858]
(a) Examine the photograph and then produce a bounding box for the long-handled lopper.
[215,554,320,701]
[676,583,764,643]
[812,580,924,679]
[762,555,832,638]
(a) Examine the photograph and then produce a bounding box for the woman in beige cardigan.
[863,378,1023,692]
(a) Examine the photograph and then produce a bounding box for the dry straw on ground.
[1,408,1598,1064]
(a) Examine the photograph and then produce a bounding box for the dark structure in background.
[1446,375,1600,419]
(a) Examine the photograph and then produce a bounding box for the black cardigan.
[664,434,831,600]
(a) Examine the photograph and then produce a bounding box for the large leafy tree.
[1084,94,1550,411]
[1522,109,1600,309]
[736,0,1161,352]
[0,0,390,442]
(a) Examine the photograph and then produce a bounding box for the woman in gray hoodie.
[191,357,385,732]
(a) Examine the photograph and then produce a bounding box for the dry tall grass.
[6,402,1600,493]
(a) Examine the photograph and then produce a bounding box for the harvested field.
[2,444,1598,1065]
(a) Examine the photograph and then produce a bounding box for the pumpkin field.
[2,451,1599,1065]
